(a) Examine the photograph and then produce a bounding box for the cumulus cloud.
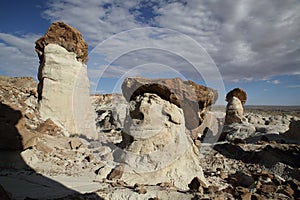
[1,0,299,85]
[40,0,300,83]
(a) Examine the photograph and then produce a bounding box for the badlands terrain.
[0,22,300,200]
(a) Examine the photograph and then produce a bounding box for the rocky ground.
[0,76,300,200]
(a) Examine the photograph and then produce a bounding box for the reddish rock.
[121,77,218,129]
[226,88,247,105]
[188,176,208,192]
[36,118,63,136]
[107,165,124,180]
[35,21,88,64]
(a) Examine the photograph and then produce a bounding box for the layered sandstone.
[35,22,97,139]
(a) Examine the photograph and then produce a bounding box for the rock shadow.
[0,102,103,199]
[213,142,300,169]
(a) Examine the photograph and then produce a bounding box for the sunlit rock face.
[224,88,248,125]
[36,22,97,139]
[117,93,208,190]
[225,96,247,125]
[121,77,218,130]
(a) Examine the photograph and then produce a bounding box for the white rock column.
[38,44,97,139]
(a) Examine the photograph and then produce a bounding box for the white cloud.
[1,0,300,85]
[0,33,40,77]
[267,79,280,84]
[40,0,300,83]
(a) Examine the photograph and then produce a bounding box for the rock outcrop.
[284,120,300,142]
[35,21,88,64]
[35,22,97,139]
[116,93,208,189]
[225,88,247,105]
[91,94,127,131]
[0,76,39,151]
[224,88,248,125]
[121,77,218,130]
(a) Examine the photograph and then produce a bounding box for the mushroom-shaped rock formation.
[224,88,248,125]
[35,22,97,139]
[113,93,208,190]
[121,77,218,130]
[225,88,247,105]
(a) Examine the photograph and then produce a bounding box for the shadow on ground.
[0,102,103,199]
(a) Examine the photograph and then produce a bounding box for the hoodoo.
[35,22,97,139]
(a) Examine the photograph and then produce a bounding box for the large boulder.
[284,120,300,142]
[35,21,88,64]
[121,77,218,130]
[219,122,256,142]
[36,22,97,139]
[114,93,208,189]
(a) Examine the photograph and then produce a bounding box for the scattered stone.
[69,139,82,150]
[157,182,173,188]
[260,184,277,193]
[228,171,255,188]
[188,177,208,192]
[134,185,147,194]
[107,165,124,180]
[20,149,39,168]
[235,186,251,200]
[85,154,94,162]
[36,118,63,136]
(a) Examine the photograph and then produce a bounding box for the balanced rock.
[226,88,247,105]
[116,93,208,190]
[35,22,97,139]
[225,88,248,125]
[121,77,218,130]
[35,21,88,63]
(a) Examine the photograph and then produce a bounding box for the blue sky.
[0,0,300,105]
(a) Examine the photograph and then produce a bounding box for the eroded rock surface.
[116,93,208,189]
[36,22,97,139]
[225,96,247,125]
[122,77,218,129]
[226,88,247,105]
[35,21,88,63]
[91,94,127,131]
